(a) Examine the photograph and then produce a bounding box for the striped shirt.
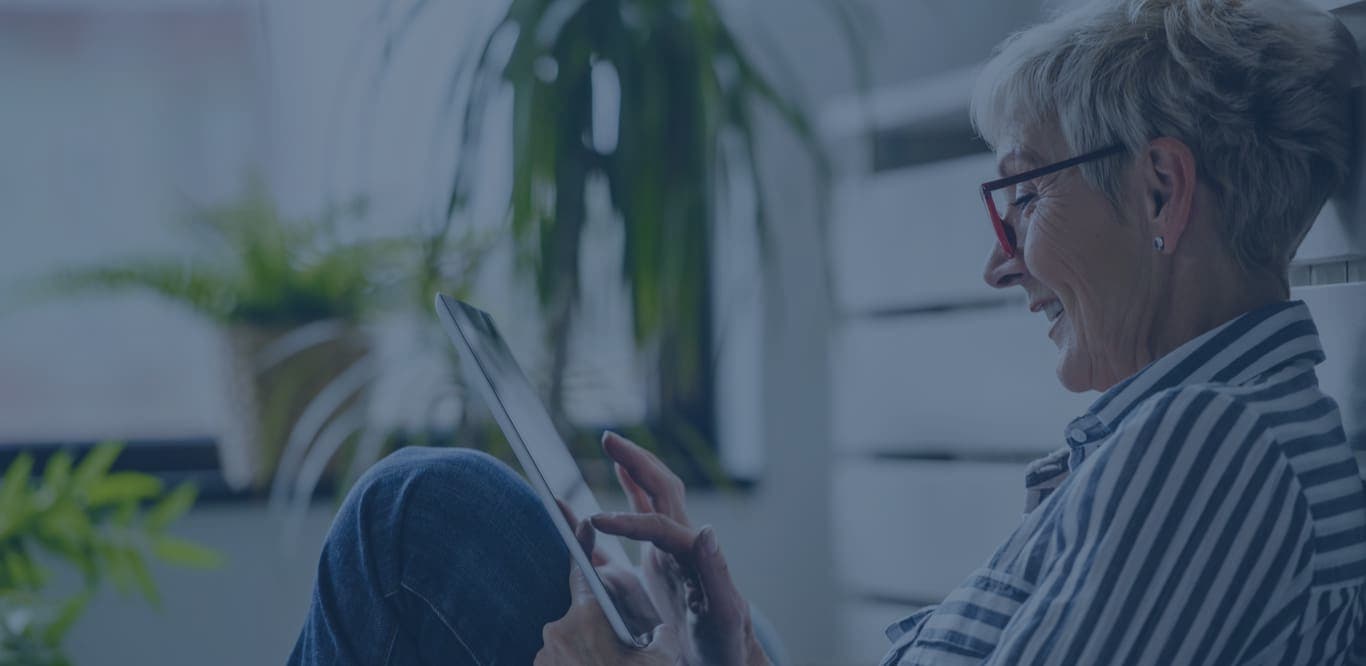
[882,300,1366,665]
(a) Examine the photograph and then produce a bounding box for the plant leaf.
[0,454,33,505]
[87,472,163,508]
[40,262,236,324]
[150,536,223,570]
[113,498,138,529]
[36,452,74,510]
[5,549,35,591]
[0,454,34,540]
[41,593,90,647]
[101,543,133,595]
[39,452,73,493]
[33,502,93,554]
[145,483,198,533]
[71,443,123,493]
[123,548,160,608]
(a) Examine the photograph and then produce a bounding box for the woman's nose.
[983,240,1026,289]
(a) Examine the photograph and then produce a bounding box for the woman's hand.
[534,564,684,666]
[590,432,771,666]
[556,498,662,635]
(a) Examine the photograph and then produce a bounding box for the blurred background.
[2,0,1363,664]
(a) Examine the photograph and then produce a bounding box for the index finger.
[602,432,688,521]
[615,462,654,515]
[590,512,699,561]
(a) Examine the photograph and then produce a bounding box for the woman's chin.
[1053,335,1092,393]
[1056,361,1091,393]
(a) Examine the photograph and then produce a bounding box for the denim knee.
[332,447,535,544]
[357,446,524,498]
[324,446,548,584]
[305,446,572,665]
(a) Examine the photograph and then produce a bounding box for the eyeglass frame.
[980,143,1127,258]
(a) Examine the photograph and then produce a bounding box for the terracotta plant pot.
[219,322,370,490]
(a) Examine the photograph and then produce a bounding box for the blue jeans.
[288,447,574,664]
[287,447,783,665]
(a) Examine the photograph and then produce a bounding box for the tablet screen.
[436,296,632,563]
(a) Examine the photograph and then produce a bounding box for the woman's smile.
[1046,307,1066,343]
[1028,296,1066,343]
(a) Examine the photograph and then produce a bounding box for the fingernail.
[601,430,612,445]
[700,526,719,554]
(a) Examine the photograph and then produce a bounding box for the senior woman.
[289,0,1366,664]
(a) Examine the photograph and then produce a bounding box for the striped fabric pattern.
[882,300,1366,665]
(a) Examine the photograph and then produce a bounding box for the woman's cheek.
[1022,214,1069,283]
[1031,207,1095,287]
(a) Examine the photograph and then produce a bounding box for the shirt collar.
[1022,300,1325,511]
[1065,299,1324,453]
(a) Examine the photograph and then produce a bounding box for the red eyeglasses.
[980,144,1126,258]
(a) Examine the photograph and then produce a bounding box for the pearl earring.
[1154,236,1165,252]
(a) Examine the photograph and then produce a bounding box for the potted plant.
[39,178,405,491]
[419,0,866,482]
[0,442,220,664]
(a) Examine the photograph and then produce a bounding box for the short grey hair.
[971,0,1358,273]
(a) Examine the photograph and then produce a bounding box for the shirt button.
[1067,427,1088,444]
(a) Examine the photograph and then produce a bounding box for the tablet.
[435,294,647,648]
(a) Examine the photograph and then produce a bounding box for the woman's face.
[982,123,1156,393]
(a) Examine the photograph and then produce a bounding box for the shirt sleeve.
[985,387,1314,665]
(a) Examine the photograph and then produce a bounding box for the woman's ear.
[1143,137,1198,255]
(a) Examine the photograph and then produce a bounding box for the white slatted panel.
[1312,0,1365,13]
[1296,199,1366,263]
[1296,283,1366,444]
[833,308,1092,455]
[833,460,1027,602]
[832,153,1000,314]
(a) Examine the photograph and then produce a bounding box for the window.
[0,8,262,449]
[3,1,765,487]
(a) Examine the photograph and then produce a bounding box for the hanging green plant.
[419,0,868,481]
[33,176,397,328]
[22,177,427,491]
